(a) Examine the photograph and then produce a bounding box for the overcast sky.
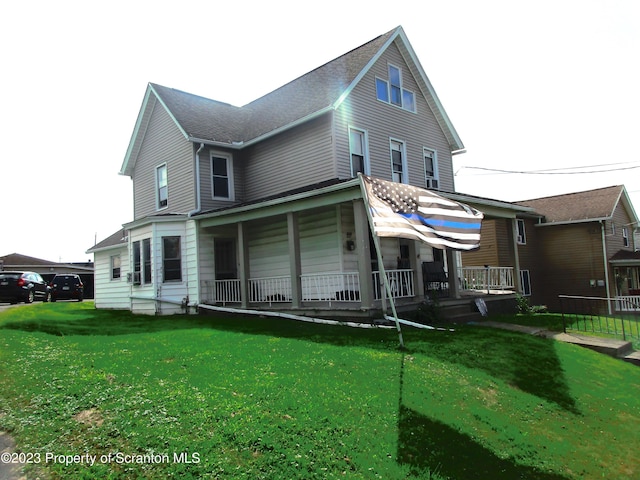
[1,0,639,263]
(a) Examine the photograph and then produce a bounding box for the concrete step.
[622,350,640,366]
[548,332,633,358]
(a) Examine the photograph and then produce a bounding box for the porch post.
[446,249,461,299]
[287,212,302,308]
[510,218,523,293]
[237,222,250,308]
[410,241,424,299]
[353,199,373,309]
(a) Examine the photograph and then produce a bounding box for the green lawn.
[1,302,639,479]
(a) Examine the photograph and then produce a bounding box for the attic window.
[376,65,416,113]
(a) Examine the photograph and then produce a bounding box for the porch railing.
[301,272,360,302]
[204,279,241,305]
[373,269,414,300]
[614,295,640,312]
[203,269,417,306]
[458,266,514,292]
[249,276,292,304]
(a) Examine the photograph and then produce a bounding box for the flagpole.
[359,174,405,349]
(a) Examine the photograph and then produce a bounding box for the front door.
[215,238,237,280]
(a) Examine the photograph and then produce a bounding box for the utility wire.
[455,162,640,176]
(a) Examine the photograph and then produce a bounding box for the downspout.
[188,143,205,218]
[600,220,612,314]
[186,143,205,312]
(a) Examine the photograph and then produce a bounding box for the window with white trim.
[390,140,406,183]
[516,219,527,245]
[110,255,121,280]
[132,239,152,285]
[156,164,168,209]
[520,270,531,296]
[622,227,629,247]
[375,64,416,112]
[163,236,182,282]
[349,127,369,177]
[424,148,439,189]
[211,153,234,200]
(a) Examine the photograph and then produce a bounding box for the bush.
[515,294,530,314]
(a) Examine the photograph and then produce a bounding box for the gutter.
[188,143,205,217]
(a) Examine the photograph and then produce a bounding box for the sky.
[1,0,639,263]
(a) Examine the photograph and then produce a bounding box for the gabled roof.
[0,253,57,266]
[121,26,463,176]
[516,185,639,225]
[86,229,128,253]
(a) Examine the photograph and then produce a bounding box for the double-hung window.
[211,153,234,200]
[163,236,182,282]
[424,148,439,189]
[110,255,121,280]
[132,239,152,285]
[390,140,406,183]
[622,227,629,247]
[376,64,416,113]
[516,219,527,245]
[156,164,168,209]
[349,127,369,177]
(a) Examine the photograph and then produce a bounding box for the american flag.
[361,175,483,251]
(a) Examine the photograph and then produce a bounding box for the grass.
[1,302,639,479]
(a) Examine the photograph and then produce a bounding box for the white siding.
[248,217,290,279]
[93,246,130,310]
[299,207,341,274]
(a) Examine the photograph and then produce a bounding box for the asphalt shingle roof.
[150,28,396,144]
[516,185,624,224]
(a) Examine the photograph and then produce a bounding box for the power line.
[455,162,640,176]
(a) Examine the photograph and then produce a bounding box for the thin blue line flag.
[362,175,483,250]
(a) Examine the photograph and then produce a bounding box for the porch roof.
[610,249,640,266]
[194,177,534,227]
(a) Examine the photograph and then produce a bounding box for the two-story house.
[88,26,528,317]
[462,185,640,313]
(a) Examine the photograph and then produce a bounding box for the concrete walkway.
[476,320,640,366]
[0,430,25,480]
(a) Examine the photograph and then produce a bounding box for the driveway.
[0,303,21,313]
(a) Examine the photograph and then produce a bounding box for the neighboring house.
[0,253,95,298]
[463,185,640,312]
[88,26,527,317]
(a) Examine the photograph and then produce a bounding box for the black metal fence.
[559,295,640,342]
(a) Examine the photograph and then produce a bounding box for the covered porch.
[194,180,526,319]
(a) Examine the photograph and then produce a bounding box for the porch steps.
[438,294,518,323]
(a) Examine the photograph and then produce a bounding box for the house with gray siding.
[88,26,527,317]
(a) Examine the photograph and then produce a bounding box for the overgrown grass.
[1,302,639,479]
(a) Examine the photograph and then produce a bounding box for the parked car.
[0,271,51,304]
[49,274,84,302]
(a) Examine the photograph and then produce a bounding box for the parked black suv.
[0,271,51,304]
[50,274,84,302]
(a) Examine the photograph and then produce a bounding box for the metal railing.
[458,266,514,293]
[559,295,640,342]
[373,269,414,300]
